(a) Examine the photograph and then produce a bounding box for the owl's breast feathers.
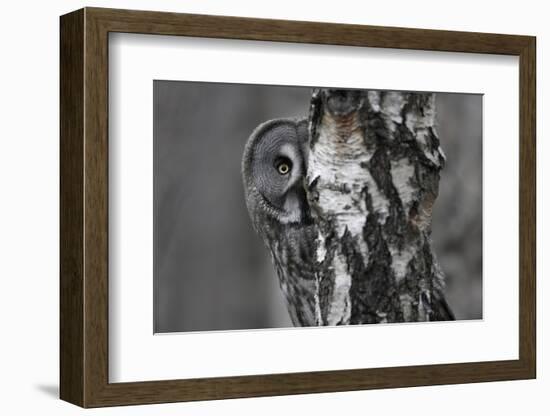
[260,218,319,326]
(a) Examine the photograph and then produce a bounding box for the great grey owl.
[241,118,319,326]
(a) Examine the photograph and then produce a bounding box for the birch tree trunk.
[306,89,454,325]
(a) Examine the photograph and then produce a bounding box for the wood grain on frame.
[60,7,536,408]
[60,8,85,406]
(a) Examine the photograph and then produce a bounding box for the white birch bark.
[306,89,454,324]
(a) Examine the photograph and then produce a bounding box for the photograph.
[153,81,482,333]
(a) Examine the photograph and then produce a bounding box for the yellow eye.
[277,162,290,175]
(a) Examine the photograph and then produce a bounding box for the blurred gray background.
[154,80,482,333]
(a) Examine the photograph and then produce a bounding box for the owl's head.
[242,118,310,226]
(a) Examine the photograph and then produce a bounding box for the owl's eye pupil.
[276,160,291,175]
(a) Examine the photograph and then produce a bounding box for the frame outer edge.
[85,6,532,54]
[519,36,536,378]
[60,8,86,407]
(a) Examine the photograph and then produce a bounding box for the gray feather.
[242,118,318,326]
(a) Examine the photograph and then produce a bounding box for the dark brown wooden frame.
[60,7,536,408]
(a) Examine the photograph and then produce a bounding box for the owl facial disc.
[242,118,309,224]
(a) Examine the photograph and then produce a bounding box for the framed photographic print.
[60,7,536,408]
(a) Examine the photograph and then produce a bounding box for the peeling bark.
[306,89,454,325]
